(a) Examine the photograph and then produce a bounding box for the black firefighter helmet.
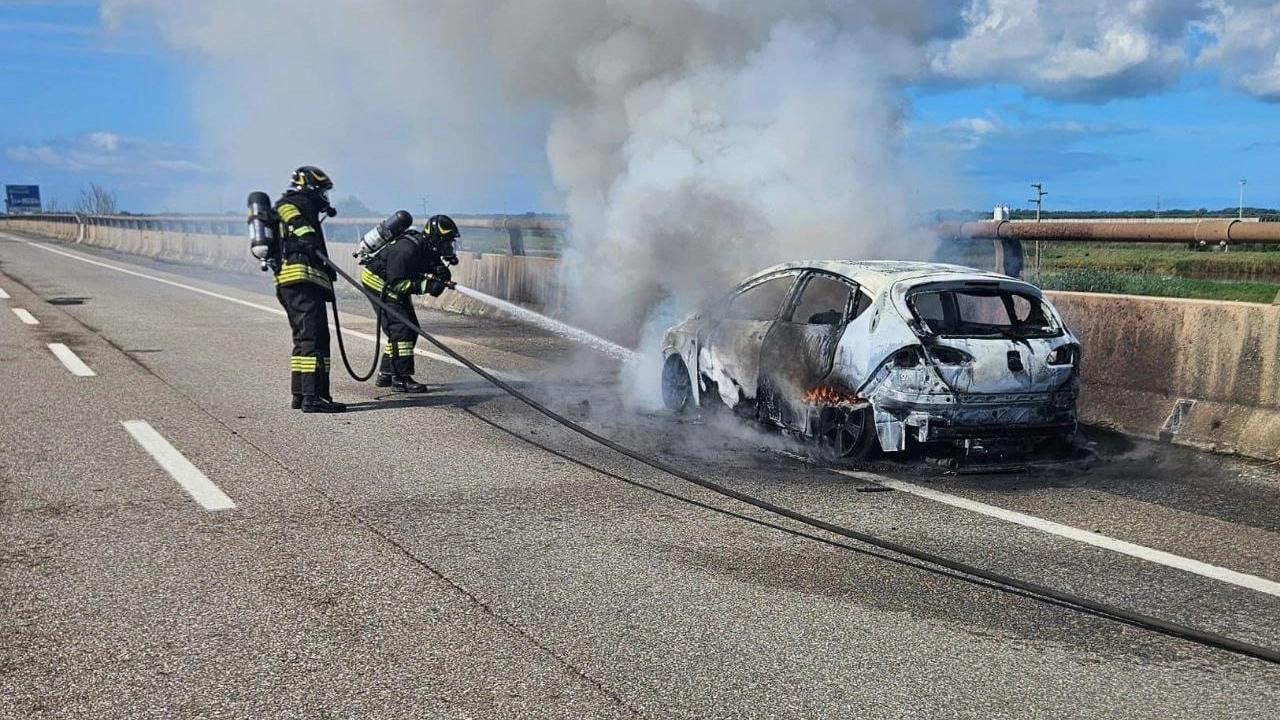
[425,214,461,264]
[288,165,335,215]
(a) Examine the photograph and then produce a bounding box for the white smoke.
[97,1,1277,408]
[100,1,956,356]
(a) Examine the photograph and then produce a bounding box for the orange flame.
[804,385,862,406]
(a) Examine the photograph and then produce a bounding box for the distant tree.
[332,195,376,217]
[75,183,118,215]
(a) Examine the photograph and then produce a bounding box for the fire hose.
[316,251,1280,667]
[330,298,381,382]
[329,280,455,383]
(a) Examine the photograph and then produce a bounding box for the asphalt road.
[2,229,1278,719]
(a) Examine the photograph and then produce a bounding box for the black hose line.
[320,253,1280,666]
[330,298,382,382]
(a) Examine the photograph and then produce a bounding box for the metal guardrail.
[0,213,568,256]
[8,214,1280,270]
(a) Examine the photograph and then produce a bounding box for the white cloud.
[88,131,120,152]
[928,0,1200,101]
[1196,1,1280,101]
[5,132,207,177]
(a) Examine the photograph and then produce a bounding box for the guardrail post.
[507,227,526,256]
[994,238,1024,278]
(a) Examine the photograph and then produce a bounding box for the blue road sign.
[5,185,42,213]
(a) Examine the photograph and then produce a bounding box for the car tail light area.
[1046,343,1081,367]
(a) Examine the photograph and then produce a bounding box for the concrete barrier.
[1048,292,1280,460]
[5,216,1278,461]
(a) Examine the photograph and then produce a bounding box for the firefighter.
[274,165,347,413]
[359,214,461,392]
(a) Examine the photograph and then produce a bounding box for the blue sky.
[2,1,1278,215]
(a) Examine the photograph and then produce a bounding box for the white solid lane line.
[840,470,1280,599]
[13,308,39,325]
[122,420,236,511]
[47,343,96,377]
[12,236,522,381]
[0,286,9,299]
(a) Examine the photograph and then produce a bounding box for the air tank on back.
[246,191,279,272]
[354,210,414,264]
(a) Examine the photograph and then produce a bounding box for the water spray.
[452,284,641,364]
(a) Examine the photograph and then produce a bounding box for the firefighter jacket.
[274,190,335,295]
[360,230,450,300]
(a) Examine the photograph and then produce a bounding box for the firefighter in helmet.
[274,165,347,413]
[359,214,461,392]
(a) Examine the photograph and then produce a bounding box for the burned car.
[660,261,1080,460]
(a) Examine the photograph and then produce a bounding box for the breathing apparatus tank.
[354,210,414,265]
[246,191,279,272]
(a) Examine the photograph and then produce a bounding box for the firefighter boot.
[375,373,394,388]
[302,396,347,413]
[392,376,428,393]
[290,370,304,410]
[311,367,347,412]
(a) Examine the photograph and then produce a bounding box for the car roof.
[742,260,1021,296]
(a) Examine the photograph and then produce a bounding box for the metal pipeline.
[938,220,1280,244]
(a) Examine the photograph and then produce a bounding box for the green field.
[457,232,1280,303]
[936,241,1280,304]
[456,228,566,256]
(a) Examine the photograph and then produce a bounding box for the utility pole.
[1029,183,1047,222]
[421,197,429,217]
[1029,183,1048,281]
[1238,179,1246,220]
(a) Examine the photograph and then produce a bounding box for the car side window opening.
[852,288,872,320]
[726,275,796,321]
[791,274,858,326]
[908,287,1060,338]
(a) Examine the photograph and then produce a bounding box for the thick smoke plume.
[102,1,964,405]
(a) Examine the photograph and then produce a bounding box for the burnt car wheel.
[662,355,693,412]
[815,406,876,461]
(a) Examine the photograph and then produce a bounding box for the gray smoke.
[101,1,964,407]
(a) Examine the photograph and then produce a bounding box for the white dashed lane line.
[0,285,9,299]
[13,308,39,325]
[47,342,96,377]
[122,420,236,511]
[841,470,1280,599]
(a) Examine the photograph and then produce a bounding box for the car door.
[757,271,863,429]
[700,271,799,405]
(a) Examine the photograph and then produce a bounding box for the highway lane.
[1,230,1278,719]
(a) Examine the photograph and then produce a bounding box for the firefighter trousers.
[379,295,419,378]
[276,282,333,398]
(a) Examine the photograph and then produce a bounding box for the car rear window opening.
[907,287,1061,339]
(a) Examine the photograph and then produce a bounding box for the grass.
[1035,267,1280,303]
[1035,242,1280,281]
[455,229,565,256]
[935,241,1280,304]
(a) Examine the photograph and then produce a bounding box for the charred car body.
[660,261,1080,459]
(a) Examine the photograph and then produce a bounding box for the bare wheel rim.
[818,407,868,458]
[662,357,692,411]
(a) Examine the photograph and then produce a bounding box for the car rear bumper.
[922,419,1077,441]
[871,396,1077,450]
